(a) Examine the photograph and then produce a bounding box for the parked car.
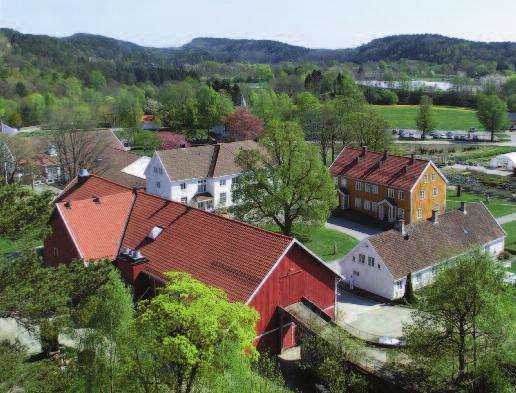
[392,129,399,135]
[472,134,480,141]
[510,125,516,132]
[469,127,477,133]
[447,131,454,139]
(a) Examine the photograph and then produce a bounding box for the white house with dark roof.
[145,141,259,210]
[334,203,505,300]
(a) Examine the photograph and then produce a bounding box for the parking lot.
[393,128,495,142]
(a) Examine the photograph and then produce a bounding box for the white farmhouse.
[145,141,259,210]
[334,202,505,300]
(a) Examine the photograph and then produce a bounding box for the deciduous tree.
[221,107,264,141]
[477,94,509,142]
[415,95,436,140]
[231,120,336,236]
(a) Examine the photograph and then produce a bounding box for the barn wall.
[249,243,336,352]
[43,210,80,266]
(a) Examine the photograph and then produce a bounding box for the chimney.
[77,168,90,184]
[397,219,406,236]
[431,209,438,224]
[410,154,415,165]
[402,165,409,174]
[64,201,71,209]
[460,201,467,214]
[93,196,100,204]
[361,146,368,157]
[383,150,388,160]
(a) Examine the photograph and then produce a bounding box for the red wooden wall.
[43,211,80,267]
[249,243,336,352]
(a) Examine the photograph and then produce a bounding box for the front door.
[378,205,385,220]
[388,206,396,222]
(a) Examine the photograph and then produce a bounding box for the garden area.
[373,105,482,130]
[446,188,516,218]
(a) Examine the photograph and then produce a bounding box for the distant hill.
[2,29,516,67]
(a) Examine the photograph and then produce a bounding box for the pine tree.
[404,272,416,304]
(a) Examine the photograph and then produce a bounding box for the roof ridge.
[208,144,221,177]
[341,147,429,163]
[137,189,293,242]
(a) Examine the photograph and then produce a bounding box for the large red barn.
[44,173,337,352]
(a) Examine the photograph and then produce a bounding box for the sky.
[1,0,516,49]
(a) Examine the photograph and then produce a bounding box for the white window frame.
[420,190,425,200]
[432,187,438,196]
[417,208,423,219]
[180,197,188,204]
[364,199,371,210]
[387,188,394,198]
[197,179,207,193]
[372,184,379,195]
[358,254,366,264]
[219,179,226,186]
[372,202,378,212]
[180,183,187,190]
[219,192,227,206]
[398,208,404,219]
[364,183,371,193]
[156,181,161,189]
[431,173,436,181]
[367,256,375,267]
[354,197,362,209]
[398,190,404,200]
[423,175,429,183]
[355,181,362,191]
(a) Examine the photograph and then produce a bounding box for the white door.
[388,206,396,222]
[378,205,384,220]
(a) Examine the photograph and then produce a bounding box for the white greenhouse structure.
[489,152,516,170]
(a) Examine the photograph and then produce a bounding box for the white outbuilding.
[489,152,516,170]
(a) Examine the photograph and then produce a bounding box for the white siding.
[144,155,172,200]
[485,237,505,256]
[335,240,396,300]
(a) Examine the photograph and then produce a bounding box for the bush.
[404,272,417,304]
[498,251,511,260]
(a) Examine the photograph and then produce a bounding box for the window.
[377,263,381,270]
[372,184,379,195]
[219,192,227,206]
[352,255,356,262]
[396,280,403,289]
[355,181,362,191]
[398,190,404,200]
[367,256,375,267]
[415,271,422,282]
[156,181,161,189]
[398,208,404,219]
[53,247,59,257]
[364,199,371,210]
[423,175,429,183]
[388,188,394,198]
[180,183,186,190]
[417,208,423,219]
[354,197,362,209]
[372,202,378,212]
[353,270,360,277]
[419,190,425,200]
[431,173,436,181]
[219,179,226,186]
[358,254,366,264]
[364,183,371,193]
[158,167,163,174]
[341,178,347,188]
[153,167,158,174]
[197,179,207,193]
[432,187,438,196]
[180,197,188,204]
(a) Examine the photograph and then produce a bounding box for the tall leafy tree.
[403,251,514,389]
[301,104,339,165]
[342,108,391,152]
[134,272,258,393]
[415,95,436,140]
[477,94,509,142]
[231,120,336,236]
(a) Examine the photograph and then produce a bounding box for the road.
[497,213,516,225]
[395,131,516,147]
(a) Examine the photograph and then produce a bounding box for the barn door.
[280,269,304,306]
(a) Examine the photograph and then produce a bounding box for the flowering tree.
[156,132,190,150]
[221,108,264,141]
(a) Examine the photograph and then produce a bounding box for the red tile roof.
[56,191,135,261]
[329,147,433,190]
[121,191,293,302]
[57,174,133,202]
[53,174,295,302]
[142,115,155,122]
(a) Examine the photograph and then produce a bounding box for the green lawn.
[0,238,19,254]
[260,224,358,262]
[451,146,515,162]
[502,221,516,252]
[373,105,482,130]
[446,189,516,218]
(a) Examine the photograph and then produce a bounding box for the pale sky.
[1,0,515,49]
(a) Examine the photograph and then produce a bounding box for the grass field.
[502,221,516,252]
[260,224,358,262]
[373,105,482,130]
[451,146,515,162]
[446,189,516,218]
[0,238,42,254]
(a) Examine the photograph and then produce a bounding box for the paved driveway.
[335,291,413,338]
[325,216,383,241]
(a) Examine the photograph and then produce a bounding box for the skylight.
[147,226,164,240]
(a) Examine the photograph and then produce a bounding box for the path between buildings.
[325,216,383,241]
[497,212,516,225]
